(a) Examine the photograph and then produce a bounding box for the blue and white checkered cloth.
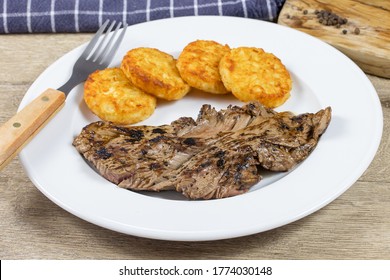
[0,0,285,33]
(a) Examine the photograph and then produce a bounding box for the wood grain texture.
[0,34,389,260]
[0,89,65,170]
[278,0,390,78]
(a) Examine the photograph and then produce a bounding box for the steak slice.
[151,107,332,199]
[73,102,275,188]
[73,102,331,199]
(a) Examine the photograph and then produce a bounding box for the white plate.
[19,16,382,241]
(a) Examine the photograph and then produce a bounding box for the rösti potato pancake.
[121,47,190,101]
[176,40,230,94]
[219,47,292,108]
[84,68,156,125]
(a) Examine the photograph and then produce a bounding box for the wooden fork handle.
[0,88,66,171]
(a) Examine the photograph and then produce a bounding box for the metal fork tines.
[58,20,128,94]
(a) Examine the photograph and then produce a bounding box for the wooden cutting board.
[277,0,390,78]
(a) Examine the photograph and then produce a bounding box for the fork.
[0,20,128,170]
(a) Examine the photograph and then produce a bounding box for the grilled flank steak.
[73,102,331,199]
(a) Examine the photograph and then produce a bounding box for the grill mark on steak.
[73,102,331,199]
[181,103,276,138]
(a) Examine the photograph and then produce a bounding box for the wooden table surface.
[0,33,389,260]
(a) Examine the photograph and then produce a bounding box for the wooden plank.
[278,0,390,78]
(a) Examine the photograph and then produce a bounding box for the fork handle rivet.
[41,96,49,102]
[13,122,21,128]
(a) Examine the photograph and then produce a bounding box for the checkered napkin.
[0,0,285,33]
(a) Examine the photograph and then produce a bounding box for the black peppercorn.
[315,9,349,31]
[354,27,360,35]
